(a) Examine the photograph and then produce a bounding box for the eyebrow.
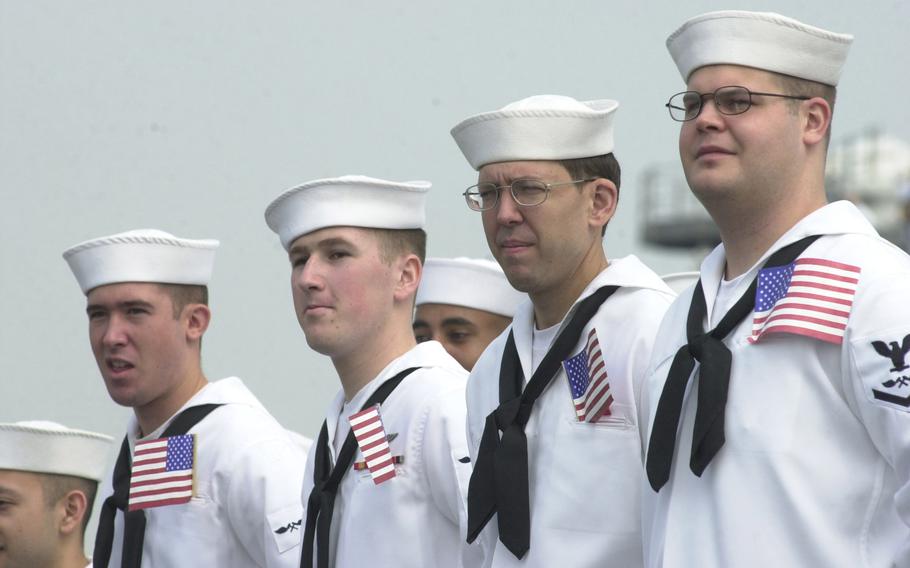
[288,236,356,257]
[441,317,476,328]
[86,299,154,315]
[412,320,429,329]
[0,485,22,499]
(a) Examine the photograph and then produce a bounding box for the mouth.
[303,304,332,316]
[106,357,135,375]
[498,238,534,256]
[696,145,734,159]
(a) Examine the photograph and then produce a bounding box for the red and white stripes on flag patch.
[128,434,195,511]
[349,405,396,484]
[561,329,613,422]
[749,257,861,345]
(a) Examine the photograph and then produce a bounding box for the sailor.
[264,175,472,568]
[63,229,307,568]
[0,421,113,568]
[451,95,675,566]
[642,11,910,567]
[414,257,524,370]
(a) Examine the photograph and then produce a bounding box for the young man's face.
[288,226,401,358]
[679,64,805,207]
[413,303,511,370]
[86,282,192,414]
[477,160,600,298]
[0,470,59,568]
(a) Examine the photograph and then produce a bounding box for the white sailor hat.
[0,421,113,482]
[63,229,219,294]
[451,95,619,171]
[667,10,853,86]
[265,175,430,250]
[416,257,525,318]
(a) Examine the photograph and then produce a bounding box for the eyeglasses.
[665,85,810,122]
[463,178,596,211]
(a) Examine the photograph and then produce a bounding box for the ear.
[589,178,618,231]
[57,489,88,537]
[184,304,212,342]
[802,96,832,147]
[392,254,422,304]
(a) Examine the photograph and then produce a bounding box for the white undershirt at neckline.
[531,322,562,376]
[710,270,751,329]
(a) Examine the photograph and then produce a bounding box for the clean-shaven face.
[413,303,511,370]
[86,282,190,412]
[679,64,805,207]
[0,470,58,568]
[288,226,400,359]
[478,160,596,298]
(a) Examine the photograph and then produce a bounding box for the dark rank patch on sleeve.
[268,503,305,554]
[865,333,910,410]
[871,334,910,373]
[275,519,302,535]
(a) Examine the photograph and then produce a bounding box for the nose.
[693,96,726,132]
[491,188,524,226]
[295,257,325,292]
[101,315,128,349]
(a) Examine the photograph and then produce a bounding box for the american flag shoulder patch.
[349,405,396,485]
[128,434,196,511]
[562,328,613,422]
[749,257,861,345]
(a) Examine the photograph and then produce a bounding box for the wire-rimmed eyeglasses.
[462,178,596,211]
[665,85,810,122]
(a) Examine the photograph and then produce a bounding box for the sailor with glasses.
[451,95,675,567]
[642,11,910,568]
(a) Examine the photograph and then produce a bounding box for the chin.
[498,266,535,294]
[106,388,144,409]
[302,331,341,357]
[686,171,733,199]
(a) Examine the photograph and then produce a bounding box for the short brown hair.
[557,153,621,236]
[775,73,837,144]
[372,228,427,265]
[38,473,98,534]
[158,284,209,319]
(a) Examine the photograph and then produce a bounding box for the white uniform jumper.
[301,341,472,567]
[642,202,910,567]
[467,256,675,567]
[103,377,307,568]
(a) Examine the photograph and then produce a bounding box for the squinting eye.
[446,331,472,344]
[513,181,546,194]
[477,186,498,201]
[682,94,701,113]
[717,91,751,113]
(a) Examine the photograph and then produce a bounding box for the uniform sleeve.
[845,271,910,565]
[465,363,485,464]
[626,291,675,425]
[465,340,503,463]
[418,383,479,567]
[637,295,689,454]
[602,289,675,458]
[463,342,504,567]
[223,430,308,568]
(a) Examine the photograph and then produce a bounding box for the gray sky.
[2,1,908,453]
